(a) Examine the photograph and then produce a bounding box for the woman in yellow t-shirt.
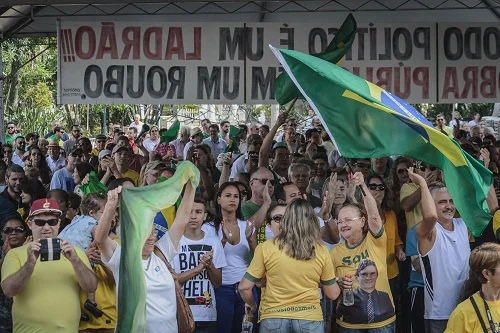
[239,198,340,331]
[331,172,396,332]
[445,242,500,333]
[366,176,405,298]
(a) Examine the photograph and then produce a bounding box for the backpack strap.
[469,295,488,333]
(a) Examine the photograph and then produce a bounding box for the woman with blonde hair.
[239,198,340,332]
[445,242,500,333]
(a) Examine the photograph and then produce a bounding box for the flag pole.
[343,157,367,197]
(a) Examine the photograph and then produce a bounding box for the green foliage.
[8,107,61,135]
[415,103,494,121]
[24,82,53,110]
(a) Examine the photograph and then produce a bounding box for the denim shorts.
[259,318,324,333]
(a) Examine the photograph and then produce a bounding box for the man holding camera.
[1,199,97,333]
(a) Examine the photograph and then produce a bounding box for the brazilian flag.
[271,46,492,236]
[274,13,357,105]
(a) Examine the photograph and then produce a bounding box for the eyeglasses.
[71,153,84,158]
[32,218,59,227]
[397,169,408,175]
[437,119,444,122]
[368,184,386,191]
[252,178,276,186]
[355,162,371,169]
[2,226,25,234]
[271,214,283,223]
[337,216,364,225]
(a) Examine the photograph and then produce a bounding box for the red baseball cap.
[29,199,62,218]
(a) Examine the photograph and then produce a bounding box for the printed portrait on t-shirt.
[337,259,395,325]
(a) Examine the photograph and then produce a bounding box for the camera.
[39,238,62,261]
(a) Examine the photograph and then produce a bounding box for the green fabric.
[116,161,200,332]
[159,120,180,144]
[271,47,492,237]
[80,171,107,195]
[274,14,357,105]
[224,125,242,153]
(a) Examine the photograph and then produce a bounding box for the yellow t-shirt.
[384,210,403,279]
[79,264,117,330]
[245,239,336,322]
[493,210,500,241]
[445,293,500,333]
[330,228,396,329]
[1,243,92,333]
[400,183,423,230]
[122,168,139,186]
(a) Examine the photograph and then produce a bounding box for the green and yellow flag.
[116,161,200,332]
[271,46,492,236]
[274,13,357,105]
[160,120,181,145]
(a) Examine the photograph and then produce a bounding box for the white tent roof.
[1,0,500,40]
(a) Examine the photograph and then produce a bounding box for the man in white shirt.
[171,126,191,160]
[46,140,66,172]
[413,171,496,333]
[129,114,143,134]
[11,136,25,168]
[202,124,228,162]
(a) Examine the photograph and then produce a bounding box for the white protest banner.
[438,23,500,103]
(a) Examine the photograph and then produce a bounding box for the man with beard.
[11,137,26,168]
[0,165,24,226]
[63,125,83,156]
[220,121,231,144]
[4,123,21,145]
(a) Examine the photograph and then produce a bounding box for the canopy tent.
[2,0,500,139]
[1,0,500,40]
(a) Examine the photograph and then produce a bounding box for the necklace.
[144,255,152,271]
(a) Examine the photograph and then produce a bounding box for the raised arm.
[412,168,438,251]
[218,155,232,187]
[486,183,498,214]
[94,188,120,262]
[168,181,196,248]
[400,187,422,212]
[259,112,287,168]
[352,172,382,234]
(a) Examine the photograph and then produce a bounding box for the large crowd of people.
[0,111,499,333]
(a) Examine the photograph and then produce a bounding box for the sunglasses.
[417,165,437,172]
[437,119,444,122]
[397,169,408,174]
[7,127,14,129]
[96,140,106,143]
[32,218,58,227]
[240,190,248,196]
[271,214,283,222]
[2,226,25,234]
[71,153,84,158]
[355,162,371,169]
[368,184,386,191]
[253,178,276,186]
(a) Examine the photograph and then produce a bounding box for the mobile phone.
[39,238,62,261]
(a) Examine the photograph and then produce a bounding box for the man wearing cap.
[92,134,107,155]
[50,147,83,192]
[183,127,204,160]
[202,124,228,162]
[0,165,24,226]
[1,199,97,333]
[112,145,139,185]
[46,139,66,172]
